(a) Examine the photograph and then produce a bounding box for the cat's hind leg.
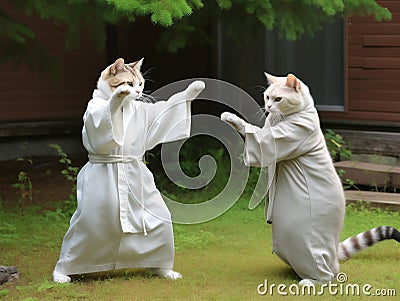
[53,269,71,283]
[148,268,182,280]
[299,279,317,287]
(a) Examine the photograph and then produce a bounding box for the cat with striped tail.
[221,72,400,286]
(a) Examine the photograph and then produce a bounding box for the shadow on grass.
[70,268,158,283]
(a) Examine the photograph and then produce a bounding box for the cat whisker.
[254,107,267,123]
[142,68,156,83]
[278,112,287,122]
[143,91,167,102]
[266,111,285,125]
[139,93,157,103]
[253,85,267,92]
[142,67,156,76]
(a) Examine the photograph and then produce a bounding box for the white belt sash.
[88,154,148,235]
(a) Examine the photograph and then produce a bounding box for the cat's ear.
[128,58,144,71]
[286,74,301,92]
[264,72,279,85]
[110,58,125,75]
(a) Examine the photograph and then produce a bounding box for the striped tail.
[338,226,400,261]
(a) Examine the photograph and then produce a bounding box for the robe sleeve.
[244,113,318,167]
[82,98,124,154]
[141,98,191,151]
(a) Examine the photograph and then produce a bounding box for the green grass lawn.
[1,197,399,300]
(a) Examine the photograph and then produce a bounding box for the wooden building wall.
[321,0,400,126]
[0,6,212,138]
[0,4,105,125]
[1,1,400,136]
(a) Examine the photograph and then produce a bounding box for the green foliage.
[324,129,355,189]
[337,168,360,191]
[1,0,198,67]
[0,289,10,297]
[0,220,19,244]
[159,0,391,52]
[11,157,33,214]
[1,0,392,66]
[49,143,79,217]
[324,129,352,162]
[152,136,231,201]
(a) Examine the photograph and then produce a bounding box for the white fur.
[114,85,132,98]
[220,112,246,136]
[53,269,71,283]
[107,85,134,113]
[299,279,317,287]
[185,80,206,100]
[97,76,113,99]
[263,74,313,117]
[148,268,182,280]
[129,79,144,100]
[97,59,144,100]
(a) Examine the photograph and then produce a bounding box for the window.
[216,18,345,112]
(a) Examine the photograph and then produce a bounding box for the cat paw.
[221,112,237,123]
[110,86,133,110]
[149,268,182,280]
[185,80,205,100]
[114,85,131,98]
[53,269,71,283]
[221,112,246,135]
[299,279,316,287]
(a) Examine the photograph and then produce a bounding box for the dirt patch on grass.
[0,154,87,211]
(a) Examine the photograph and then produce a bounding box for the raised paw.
[221,112,246,135]
[221,112,237,123]
[186,80,205,100]
[115,85,131,98]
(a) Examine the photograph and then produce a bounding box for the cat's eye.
[266,95,270,100]
[127,82,133,87]
[139,82,143,86]
[274,97,282,102]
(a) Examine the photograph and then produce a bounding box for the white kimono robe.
[244,106,345,282]
[55,89,191,275]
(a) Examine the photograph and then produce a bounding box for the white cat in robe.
[221,73,400,286]
[53,58,205,283]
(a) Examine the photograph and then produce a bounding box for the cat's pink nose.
[267,105,272,109]
[136,91,141,94]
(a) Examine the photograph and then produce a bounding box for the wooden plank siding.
[0,4,212,136]
[0,3,105,124]
[1,2,400,133]
[0,17,104,122]
[321,0,400,125]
